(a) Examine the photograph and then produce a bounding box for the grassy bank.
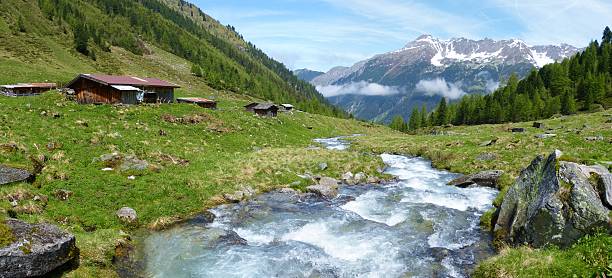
[0,93,394,276]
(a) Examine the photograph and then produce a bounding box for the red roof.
[66,74,180,88]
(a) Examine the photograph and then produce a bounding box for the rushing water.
[145,137,498,278]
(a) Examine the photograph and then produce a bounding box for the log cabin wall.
[74,79,121,104]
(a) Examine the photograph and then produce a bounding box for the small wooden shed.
[177,98,217,109]
[280,104,294,112]
[65,74,180,105]
[252,103,279,117]
[1,83,56,96]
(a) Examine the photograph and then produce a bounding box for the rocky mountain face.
[294,69,324,82]
[308,35,581,123]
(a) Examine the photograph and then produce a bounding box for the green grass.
[474,233,612,278]
[0,217,15,247]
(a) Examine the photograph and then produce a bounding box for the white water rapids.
[144,137,498,277]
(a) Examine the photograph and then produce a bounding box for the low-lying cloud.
[316,81,400,97]
[415,78,465,100]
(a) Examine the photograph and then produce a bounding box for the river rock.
[0,165,32,185]
[447,170,504,189]
[223,186,256,203]
[342,172,356,185]
[493,150,611,248]
[116,207,138,224]
[353,172,367,184]
[307,177,339,199]
[0,218,78,277]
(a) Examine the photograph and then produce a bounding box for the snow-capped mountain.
[309,35,581,123]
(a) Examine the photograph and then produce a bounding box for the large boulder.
[494,150,611,248]
[0,219,78,277]
[0,165,32,185]
[116,207,138,224]
[307,177,339,199]
[447,170,504,189]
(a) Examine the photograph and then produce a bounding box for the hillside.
[0,0,344,117]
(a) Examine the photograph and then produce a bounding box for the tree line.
[390,27,612,132]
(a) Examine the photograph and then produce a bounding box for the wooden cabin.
[251,103,279,117]
[244,102,259,112]
[177,98,217,109]
[65,74,179,105]
[1,83,56,96]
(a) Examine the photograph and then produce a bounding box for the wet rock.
[494,150,611,248]
[0,165,32,185]
[116,207,138,224]
[342,172,356,185]
[0,218,78,277]
[353,172,367,184]
[447,170,504,189]
[223,186,256,203]
[188,211,216,225]
[476,153,498,161]
[202,228,247,247]
[535,133,556,139]
[54,190,73,201]
[318,162,328,171]
[307,177,339,199]
[366,176,380,184]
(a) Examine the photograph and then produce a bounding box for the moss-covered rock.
[493,150,611,248]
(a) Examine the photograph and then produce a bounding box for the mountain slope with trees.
[0,0,344,117]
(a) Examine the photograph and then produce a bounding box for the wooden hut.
[244,102,259,112]
[64,74,179,105]
[252,103,279,117]
[1,83,56,96]
[176,98,217,109]
[280,104,294,112]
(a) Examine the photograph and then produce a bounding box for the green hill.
[0,0,344,116]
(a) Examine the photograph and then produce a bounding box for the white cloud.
[485,79,500,93]
[316,81,400,97]
[415,78,465,100]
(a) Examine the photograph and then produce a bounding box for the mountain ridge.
[306,35,582,122]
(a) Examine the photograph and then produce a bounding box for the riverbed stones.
[353,172,367,184]
[223,186,256,203]
[0,165,32,185]
[0,218,78,277]
[447,170,504,189]
[493,150,611,248]
[116,207,138,224]
[307,177,339,199]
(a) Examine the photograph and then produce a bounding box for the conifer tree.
[561,91,576,115]
[74,24,89,55]
[389,116,406,132]
[603,26,612,44]
[408,107,421,130]
[420,105,428,127]
[435,98,447,126]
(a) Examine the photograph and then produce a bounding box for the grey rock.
[0,165,32,185]
[10,200,18,207]
[479,138,498,147]
[585,136,604,141]
[535,133,556,139]
[595,173,612,209]
[342,172,356,185]
[318,162,328,171]
[510,128,525,133]
[0,218,78,277]
[307,178,338,199]
[223,186,255,203]
[447,170,504,189]
[353,172,367,184]
[116,207,138,223]
[119,155,149,172]
[476,153,498,161]
[494,150,611,248]
[366,176,380,184]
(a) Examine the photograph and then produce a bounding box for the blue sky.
[194,0,612,72]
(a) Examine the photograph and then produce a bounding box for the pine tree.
[74,24,89,55]
[435,98,448,126]
[408,107,421,130]
[561,91,576,115]
[603,26,612,44]
[420,105,428,127]
[389,116,406,132]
